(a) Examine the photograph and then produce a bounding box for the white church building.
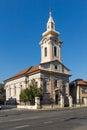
[4,11,71,105]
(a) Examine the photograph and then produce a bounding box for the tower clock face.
[51,38,58,45]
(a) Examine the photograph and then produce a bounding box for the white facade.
[6,77,26,102]
[5,72,41,104]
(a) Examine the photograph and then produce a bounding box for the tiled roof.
[4,65,40,82]
[70,79,87,86]
[11,66,32,78]
[78,80,87,85]
[27,65,39,74]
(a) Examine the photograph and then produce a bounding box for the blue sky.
[0,0,87,83]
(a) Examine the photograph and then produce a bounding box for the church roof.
[12,66,32,77]
[27,65,40,74]
[4,61,71,83]
[4,65,40,82]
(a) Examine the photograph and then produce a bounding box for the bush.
[20,79,42,103]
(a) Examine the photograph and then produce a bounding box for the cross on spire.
[49,8,52,17]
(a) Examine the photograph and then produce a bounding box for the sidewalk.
[40,104,87,110]
[0,104,87,111]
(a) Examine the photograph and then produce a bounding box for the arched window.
[54,46,57,56]
[54,80,57,88]
[55,65,57,70]
[20,84,22,93]
[43,80,47,92]
[44,47,47,57]
[51,23,54,29]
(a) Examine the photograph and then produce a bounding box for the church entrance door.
[55,90,60,104]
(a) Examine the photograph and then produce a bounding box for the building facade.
[70,79,87,105]
[4,11,71,105]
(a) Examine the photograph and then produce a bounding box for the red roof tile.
[11,66,32,78]
[4,65,40,82]
[70,79,87,86]
[78,80,87,85]
[28,65,39,73]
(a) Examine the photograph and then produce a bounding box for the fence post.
[35,97,40,109]
[84,98,87,106]
[60,95,64,108]
[69,96,73,107]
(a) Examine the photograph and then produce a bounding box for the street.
[0,107,87,130]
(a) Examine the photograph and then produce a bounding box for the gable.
[40,60,71,76]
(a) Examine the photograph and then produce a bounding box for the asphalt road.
[0,107,87,130]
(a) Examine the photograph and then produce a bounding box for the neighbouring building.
[70,79,87,105]
[4,11,71,105]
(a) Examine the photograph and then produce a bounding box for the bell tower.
[40,11,62,63]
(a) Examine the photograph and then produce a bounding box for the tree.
[20,79,43,103]
[20,88,29,102]
[0,83,5,103]
[29,79,42,99]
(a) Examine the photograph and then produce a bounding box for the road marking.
[0,116,40,123]
[11,116,40,122]
[11,118,24,121]
[15,125,30,129]
[44,120,53,124]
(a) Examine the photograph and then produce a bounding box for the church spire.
[42,10,59,37]
[47,10,55,31]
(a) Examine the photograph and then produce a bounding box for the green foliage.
[20,89,28,102]
[29,79,43,98]
[0,84,3,93]
[0,84,4,101]
[20,79,43,102]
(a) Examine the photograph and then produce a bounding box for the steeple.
[47,10,55,31]
[40,11,62,64]
[42,10,59,37]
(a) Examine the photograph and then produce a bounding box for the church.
[4,11,71,105]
